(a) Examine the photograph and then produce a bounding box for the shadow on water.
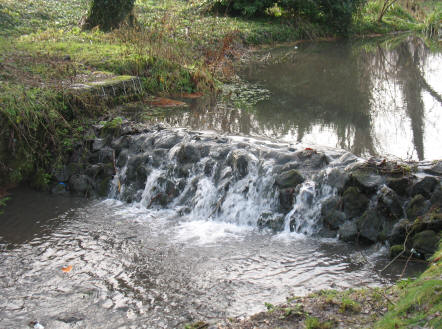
[160,35,442,160]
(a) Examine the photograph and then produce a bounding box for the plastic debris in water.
[61,265,73,273]
[30,321,44,329]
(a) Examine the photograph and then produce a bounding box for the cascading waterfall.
[108,128,351,235]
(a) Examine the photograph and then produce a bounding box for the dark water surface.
[161,36,442,161]
[0,189,426,328]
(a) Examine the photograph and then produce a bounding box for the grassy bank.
[0,0,440,186]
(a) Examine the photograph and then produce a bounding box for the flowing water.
[1,36,440,328]
[0,189,425,329]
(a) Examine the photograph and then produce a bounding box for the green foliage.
[208,0,275,17]
[206,0,366,34]
[339,296,362,313]
[84,0,135,31]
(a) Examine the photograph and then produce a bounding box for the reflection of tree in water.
[163,37,440,159]
[370,36,440,160]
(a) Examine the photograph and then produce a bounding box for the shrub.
[205,0,366,34]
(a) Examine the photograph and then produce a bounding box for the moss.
[390,244,405,258]
[339,296,362,313]
[305,316,334,329]
[375,240,442,329]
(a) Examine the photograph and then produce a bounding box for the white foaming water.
[109,131,342,243]
[173,220,253,245]
[139,169,164,208]
[283,180,336,234]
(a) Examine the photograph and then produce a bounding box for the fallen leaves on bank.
[149,97,188,108]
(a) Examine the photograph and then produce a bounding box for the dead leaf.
[62,265,72,273]
[150,97,187,108]
[181,92,203,99]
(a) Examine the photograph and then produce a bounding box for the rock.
[338,221,358,242]
[357,209,385,243]
[177,163,193,178]
[388,219,410,245]
[97,147,114,163]
[349,168,383,194]
[430,184,442,207]
[97,177,112,196]
[204,159,215,176]
[294,149,328,169]
[279,188,295,212]
[390,244,406,258]
[154,133,182,149]
[52,165,71,182]
[323,210,346,231]
[342,186,369,219]
[412,230,440,259]
[257,212,285,231]
[377,186,403,220]
[326,169,349,192]
[387,177,411,196]
[321,196,346,230]
[275,169,304,189]
[410,176,438,199]
[177,144,201,164]
[337,152,359,166]
[69,174,91,194]
[406,194,431,220]
[424,160,442,176]
[51,182,69,196]
[111,136,129,151]
[92,138,107,152]
[227,149,250,179]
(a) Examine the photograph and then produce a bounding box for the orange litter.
[61,265,72,273]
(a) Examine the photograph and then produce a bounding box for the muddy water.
[0,189,425,329]
[161,36,442,161]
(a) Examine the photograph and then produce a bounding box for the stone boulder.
[342,186,369,219]
[275,169,305,189]
[377,186,403,220]
[338,221,358,242]
[356,209,385,243]
[406,194,431,220]
[410,176,438,199]
[412,230,440,259]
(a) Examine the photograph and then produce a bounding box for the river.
[0,35,440,329]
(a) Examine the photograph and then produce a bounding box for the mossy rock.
[343,186,369,219]
[412,230,440,259]
[406,194,431,220]
[390,244,406,258]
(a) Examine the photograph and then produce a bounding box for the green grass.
[375,240,442,329]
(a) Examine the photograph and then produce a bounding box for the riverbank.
[1,0,440,189]
[199,243,440,329]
